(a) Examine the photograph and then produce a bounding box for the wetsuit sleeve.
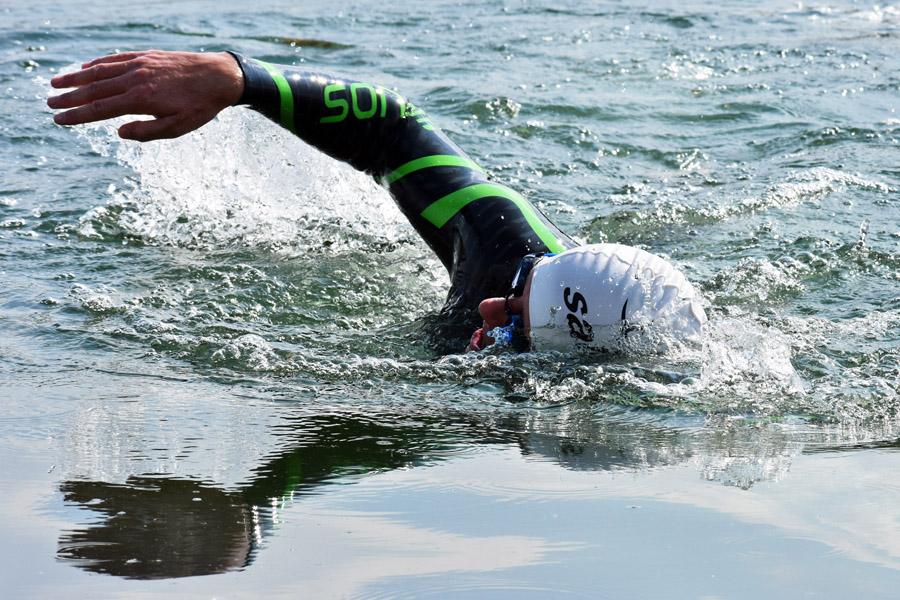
[229,53,573,271]
[230,51,576,344]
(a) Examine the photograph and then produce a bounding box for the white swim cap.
[526,244,706,352]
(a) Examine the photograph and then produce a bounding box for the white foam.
[70,98,409,253]
[744,166,894,212]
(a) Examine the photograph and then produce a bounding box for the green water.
[1,0,898,597]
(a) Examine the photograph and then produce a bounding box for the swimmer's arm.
[48,51,243,141]
[230,53,450,178]
[47,50,455,179]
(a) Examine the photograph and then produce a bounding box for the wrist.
[215,51,245,107]
[224,53,280,109]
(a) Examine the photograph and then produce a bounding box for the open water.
[1,0,899,597]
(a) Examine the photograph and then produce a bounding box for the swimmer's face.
[467,271,535,352]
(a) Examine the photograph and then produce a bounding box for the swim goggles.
[491,252,555,350]
[504,252,554,314]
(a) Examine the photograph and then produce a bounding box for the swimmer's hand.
[467,327,485,352]
[467,327,499,352]
[47,50,244,142]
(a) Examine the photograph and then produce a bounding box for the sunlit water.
[1,0,898,597]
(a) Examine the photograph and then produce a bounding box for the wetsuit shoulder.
[231,53,576,324]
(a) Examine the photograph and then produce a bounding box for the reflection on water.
[55,406,836,579]
[58,477,255,579]
[55,411,480,578]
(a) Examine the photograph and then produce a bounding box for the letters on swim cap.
[526,244,707,352]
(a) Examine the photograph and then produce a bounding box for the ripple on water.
[583,166,895,245]
[2,6,900,597]
[29,41,899,437]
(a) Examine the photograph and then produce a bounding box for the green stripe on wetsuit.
[421,183,567,253]
[232,54,576,287]
[259,62,295,133]
[386,155,485,185]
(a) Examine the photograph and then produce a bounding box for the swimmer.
[47,50,706,353]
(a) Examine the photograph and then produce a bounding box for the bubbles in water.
[707,257,806,306]
[211,334,281,372]
[662,59,714,81]
[69,283,123,315]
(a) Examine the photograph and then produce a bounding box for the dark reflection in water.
[56,407,796,579]
[57,411,504,578]
[58,477,254,579]
[802,437,900,454]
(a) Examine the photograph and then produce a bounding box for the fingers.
[48,72,133,109]
[467,328,485,351]
[53,93,142,126]
[48,55,151,125]
[82,50,155,69]
[118,116,182,142]
[48,50,234,142]
[50,60,133,90]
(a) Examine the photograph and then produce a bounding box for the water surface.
[1,0,898,597]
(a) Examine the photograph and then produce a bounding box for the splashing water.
[48,75,897,430]
[73,107,411,254]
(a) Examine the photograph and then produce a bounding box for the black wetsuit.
[232,54,577,343]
